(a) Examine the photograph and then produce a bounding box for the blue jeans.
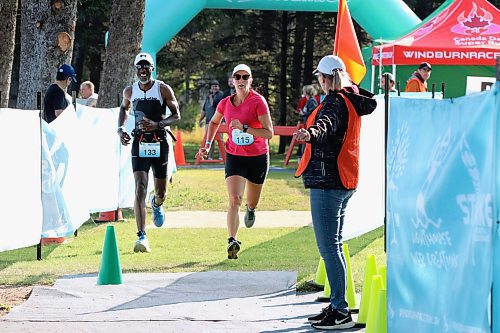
[310,188,355,311]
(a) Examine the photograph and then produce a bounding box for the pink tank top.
[217,89,270,156]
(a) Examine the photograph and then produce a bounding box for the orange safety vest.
[295,93,361,190]
[404,77,427,92]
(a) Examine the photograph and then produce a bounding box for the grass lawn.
[0,220,385,294]
[0,138,386,301]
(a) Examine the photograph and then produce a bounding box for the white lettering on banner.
[426,250,459,269]
[456,194,493,227]
[452,36,500,47]
[411,250,459,269]
[450,321,487,333]
[373,51,393,60]
[399,308,439,325]
[403,50,500,60]
[411,252,426,268]
[412,230,452,247]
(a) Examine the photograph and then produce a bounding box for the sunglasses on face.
[233,74,250,81]
[135,64,152,70]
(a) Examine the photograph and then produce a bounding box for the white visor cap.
[134,52,154,66]
[313,55,346,75]
[232,64,252,76]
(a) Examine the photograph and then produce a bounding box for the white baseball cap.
[134,52,154,66]
[313,55,346,75]
[232,64,252,76]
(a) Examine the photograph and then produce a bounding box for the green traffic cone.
[343,244,357,309]
[378,264,387,289]
[97,225,123,285]
[319,245,356,309]
[373,288,387,333]
[358,254,378,323]
[365,275,384,333]
[314,257,326,286]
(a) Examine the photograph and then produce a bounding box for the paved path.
[0,272,366,333]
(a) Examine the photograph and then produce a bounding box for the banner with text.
[387,87,497,332]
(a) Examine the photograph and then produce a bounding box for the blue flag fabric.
[387,84,498,333]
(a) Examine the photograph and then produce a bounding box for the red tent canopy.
[372,0,500,66]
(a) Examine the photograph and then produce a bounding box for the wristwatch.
[242,124,249,133]
[158,120,166,129]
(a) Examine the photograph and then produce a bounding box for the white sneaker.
[134,234,151,253]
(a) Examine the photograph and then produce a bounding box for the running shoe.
[227,237,241,259]
[244,205,256,228]
[134,231,151,253]
[151,195,165,227]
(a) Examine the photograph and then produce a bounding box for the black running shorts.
[131,139,169,179]
[225,152,269,184]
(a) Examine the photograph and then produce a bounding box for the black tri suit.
[130,80,173,179]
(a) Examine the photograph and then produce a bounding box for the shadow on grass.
[206,225,384,283]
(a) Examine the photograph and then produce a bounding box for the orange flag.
[334,0,366,85]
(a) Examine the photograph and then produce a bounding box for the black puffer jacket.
[301,86,377,189]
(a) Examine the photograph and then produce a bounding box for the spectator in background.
[80,81,99,107]
[43,64,76,123]
[381,72,397,93]
[297,85,319,158]
[313,83,325,103]
[299,85,319,123]
[222,75,236,98]
[405,62,432,92]
[296,85,321,116]
[199,79,224,159]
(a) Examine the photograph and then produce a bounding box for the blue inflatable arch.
[142,0,421,65]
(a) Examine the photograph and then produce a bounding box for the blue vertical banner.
[387,85,498,333]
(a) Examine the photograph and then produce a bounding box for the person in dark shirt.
[295,55,376,330]
[43,64,76,123]
[222,75,235,98]
[199,80,224,159]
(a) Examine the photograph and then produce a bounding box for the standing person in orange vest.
[196,64,273,260]
[295,55,376,330]
[404,62,432,92]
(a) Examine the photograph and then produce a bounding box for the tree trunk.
[278,12,289,154]
[98,0,145,108]
[17,0,77,110]
[303,12,315,86]
[290,12,305,111]
[0,0,18,108]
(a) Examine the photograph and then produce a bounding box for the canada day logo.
[451,3,500,35]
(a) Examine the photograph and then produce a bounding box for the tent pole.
[378,44,383,94]
[383,73,390,253]
[37,92,42,261]
[371,65,375,92]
